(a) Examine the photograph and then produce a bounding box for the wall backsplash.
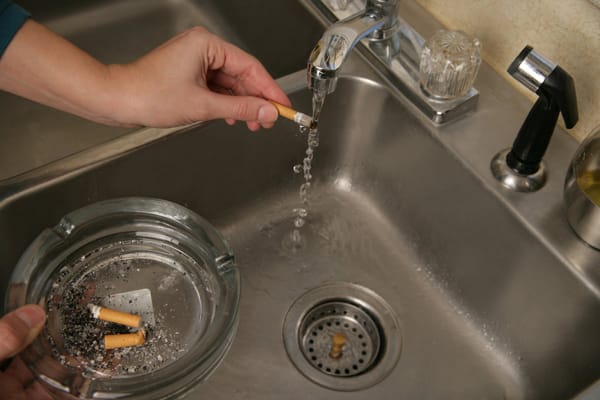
[415,0,600,142]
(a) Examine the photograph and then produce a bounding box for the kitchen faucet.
[307,0,399,96]
[306,0,479,124]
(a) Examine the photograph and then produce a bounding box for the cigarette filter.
[88,304,142,328]
[329,332,347,359]
[269,101,314,129]
[104,330,146,350]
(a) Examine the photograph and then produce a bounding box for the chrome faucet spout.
[307,0,398,95]
[306,0,479,124]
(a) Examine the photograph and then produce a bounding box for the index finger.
[205,35,291,106]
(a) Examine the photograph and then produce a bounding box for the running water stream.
[290,91,327,248]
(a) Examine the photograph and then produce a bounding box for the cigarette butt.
[269,101,314,129]
[88,304,141,328]
[329,332,347,359]
[104,330,146,350]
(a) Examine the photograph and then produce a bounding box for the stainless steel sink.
[1,1,600,399]
[0,0,322,179]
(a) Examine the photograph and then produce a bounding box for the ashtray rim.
[5,197,240,399]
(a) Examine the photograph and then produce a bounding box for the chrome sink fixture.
[306,0,398,95]
[1,0,600,399]
[306,0,479,123]
[491,46,579,192]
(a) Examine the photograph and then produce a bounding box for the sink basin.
[2,52,600,398]
[1,1,600,399]
[0,0,322,179]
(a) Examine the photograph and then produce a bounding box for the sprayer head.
[508,46,555,93]
[508,45,578,128]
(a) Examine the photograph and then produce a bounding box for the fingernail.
[258,104,278,123]
[15,305,46,329]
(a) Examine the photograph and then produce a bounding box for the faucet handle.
[419,30,481,99]
[326,0,350,11]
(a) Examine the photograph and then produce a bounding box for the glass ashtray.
[5,197,240,399]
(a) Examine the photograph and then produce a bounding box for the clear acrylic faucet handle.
[419,29,481,99]
[327,0,350,10]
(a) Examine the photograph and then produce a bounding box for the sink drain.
[283,283,401,391]
[300,301,380,377]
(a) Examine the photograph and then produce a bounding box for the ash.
[46,266,185,378]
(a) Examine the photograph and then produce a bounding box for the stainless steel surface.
[282,282,401,391]
[0,0,322,180]
[564,130,600,249]
[565,166,600,249]
[305,0,478,124]
[491,148,548,192]
[1,1,600,399]
[508,46,557,93]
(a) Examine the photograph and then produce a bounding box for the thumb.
[205,93,279,123]
[0,305,46,360]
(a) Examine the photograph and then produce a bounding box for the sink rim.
[0,70,308,197]
[0,34,599,400]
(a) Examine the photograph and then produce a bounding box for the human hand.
[0,305,51,399]
[1,21,289,130]
[108,26,291,131]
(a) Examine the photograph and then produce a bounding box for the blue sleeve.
[0,1,30,58]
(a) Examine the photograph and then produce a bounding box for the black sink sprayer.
[507,45,579,174]
[491,45,579,192]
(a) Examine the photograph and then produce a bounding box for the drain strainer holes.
[283,282,402,391]
[299,301,380,377]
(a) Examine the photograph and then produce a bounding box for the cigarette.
[329,332,347,359]
[88,304,142,328]
[104,330,146,350]
[269,101,315,129]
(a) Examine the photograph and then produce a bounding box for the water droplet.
[299,183,311,202]
[294,208,308,218]
[281,229,306,253]
[259,223,274,237]
[291,229,302,243]
[289,91,327,248]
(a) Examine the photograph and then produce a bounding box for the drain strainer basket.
[300,301,380,377]
[283,282,402,391]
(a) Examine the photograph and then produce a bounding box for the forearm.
[0,20,132,126]
[0,19,287,129]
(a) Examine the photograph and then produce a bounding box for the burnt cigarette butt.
[88,304,141,328]
[269,101,314,129]
[104,330,146,350]
[329,332,347,359]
